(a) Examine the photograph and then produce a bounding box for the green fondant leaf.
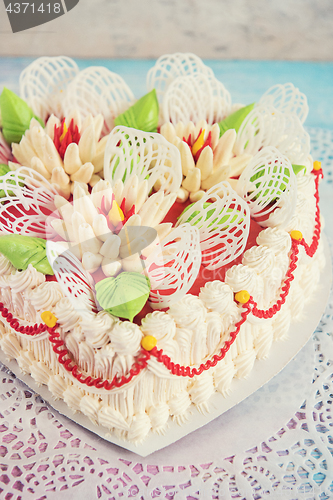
[95,272,151,322]
[292,164,306,175]
[0,88,44,144]
[0,235,53,275]
[218,103,255,137]
[114,89,159,133]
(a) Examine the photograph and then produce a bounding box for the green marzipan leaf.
[218,103,255,137]
[292,164,306,175]
[0,87,44,144]
[114,89,159,133]
[0,235,53,275]
[95,271,151,322]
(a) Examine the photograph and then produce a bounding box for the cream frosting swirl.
[98,405,129,431]
[29,282,63,311]
[168,295,206,331]
[242,245,275,278]
[9,265,45,294]
[141,311,176,344]
[127,412,151,443]
[225,264,264,305]
[53,298,83,331]
[81,311,116,348]
[148,403,170,433]
[109,322,142,356]
[256,227,291,255]
[189,372,214,408]
[199,281,234,314]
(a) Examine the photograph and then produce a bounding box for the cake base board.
[0,237,331,457]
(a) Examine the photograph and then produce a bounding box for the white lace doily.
[0,127,333,499]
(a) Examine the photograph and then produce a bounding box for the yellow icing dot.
[108,200,125,225]
[313,161,322,171]
[192,129,205,156]
[41,311,58,328]
[235,290,250,304]
[59,122,68,143]
[141,335,157,351]
[290,230,303,241]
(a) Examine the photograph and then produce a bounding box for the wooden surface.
[0,0,333,60]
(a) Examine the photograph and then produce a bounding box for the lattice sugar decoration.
[145,223,201,309]
[103,126,182,194]
[0,167,58,237]
[237,146,297,229]
[62,67,135,136]
[19,56,79,122]
[234,105,310,165]
[162,73,231,125]
[147,52,214,103]
[259,83,309,124]
[177,182,250,270]
[46,241,98,317]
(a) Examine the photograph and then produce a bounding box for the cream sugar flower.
[10,111,107,199]
[160,121,253,203]
[50,177,176,277]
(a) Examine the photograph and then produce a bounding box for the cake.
[0,53,325,445]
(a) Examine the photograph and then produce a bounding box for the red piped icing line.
[47,329,151,389]
[148,167,323,376]
[150,301,252,377]
[0,168,323,388]
[299,167,322,258]
[0,302,47,335]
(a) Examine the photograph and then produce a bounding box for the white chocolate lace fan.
[234,105,310,164]
[46,241,98,316]
[259,83,309,124]
[62,67,135,135]
[19,56,79,122]
[162,73,232,125]
[103,126,182,194]
[145,223,201,310]
[146,52,214,103]
[237,146,297,229]
[0,167,58,237]
[177,182,250,270]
